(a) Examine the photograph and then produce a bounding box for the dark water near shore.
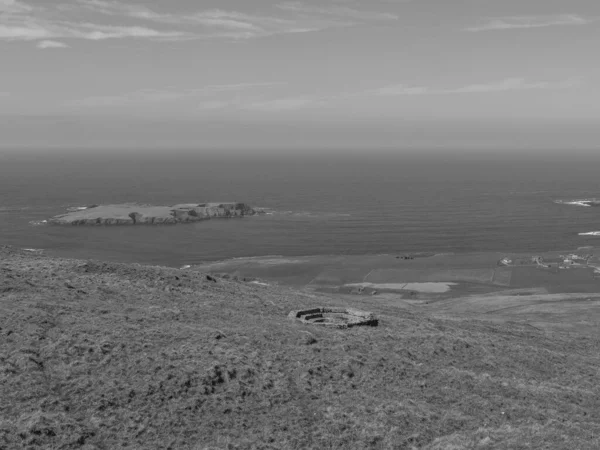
[1,150,600,267]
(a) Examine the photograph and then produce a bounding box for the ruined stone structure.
[288,307,378,329]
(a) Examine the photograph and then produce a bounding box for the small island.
[48,202,260,226]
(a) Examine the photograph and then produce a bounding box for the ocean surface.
[1,150,600,267]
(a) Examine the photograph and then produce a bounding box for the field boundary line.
[363,269,375,282]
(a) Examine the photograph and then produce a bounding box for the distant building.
[569,254,588,261]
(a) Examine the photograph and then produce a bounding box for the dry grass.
[2,246,600,449]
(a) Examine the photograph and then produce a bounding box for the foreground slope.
[1,246,600,449]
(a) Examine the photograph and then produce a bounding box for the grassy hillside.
[1,246,600,449]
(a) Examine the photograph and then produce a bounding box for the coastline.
[28,244,600,292]
[188,247,600,296]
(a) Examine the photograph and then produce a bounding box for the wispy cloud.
[78,1,282,32]
[373,85,430,96]
[275,2,398,21]
[374,77,582,96]
[70,77,582,115]
[2,0,399,45]
[0,0,32,14]
[447,77,582,93]
[197,100,235,111]
[0,22,188,41]
[241,95,325,111]
[195,95,329,112]
[465,14,591,32]
[36,40,69,49]
[196,82,288,94]
[71,82,333,113]
[0,0,189,44]
[77,0,395,39]
[73,76,583,114]
[71,83,286,108]
[72,90,181,108]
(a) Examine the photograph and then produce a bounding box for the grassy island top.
[48,202,258,225]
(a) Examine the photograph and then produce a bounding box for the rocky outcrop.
[48,202,260,226]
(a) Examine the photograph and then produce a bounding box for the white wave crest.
[29,220,48,226]
[253,208,350,218]
[555,198,600,207]
[277,210,351,218]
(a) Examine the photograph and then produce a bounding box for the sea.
[1,149,600,267]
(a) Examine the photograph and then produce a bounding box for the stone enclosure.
[288,307,378,329]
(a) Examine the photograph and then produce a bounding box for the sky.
[1,0,600,150]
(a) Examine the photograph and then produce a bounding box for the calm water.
[1,150,600,267]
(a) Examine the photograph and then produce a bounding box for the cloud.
[193,82,287,94]
[78,1,268,31]
[0,0,192,43]
[198,100,234,111]
[373,85,430,96]
[72,90,181,108]
[465,14,591,32]
[36,40,69,49]
[68,23,187,41]
[194,95,327,112]
[2,0,399,44]
[71,83,330,114]
[0,22,188,42]
[71,83,286,108]
[70,77,582,115]
[0,0,32,14]
[275,2,398,21]
[76,0,393,39]
[446,77,582,93]
[374,77,582,96]
[217,78,583,111]
[242,95,324,111]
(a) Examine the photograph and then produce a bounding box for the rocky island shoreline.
[48,202,261,226]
